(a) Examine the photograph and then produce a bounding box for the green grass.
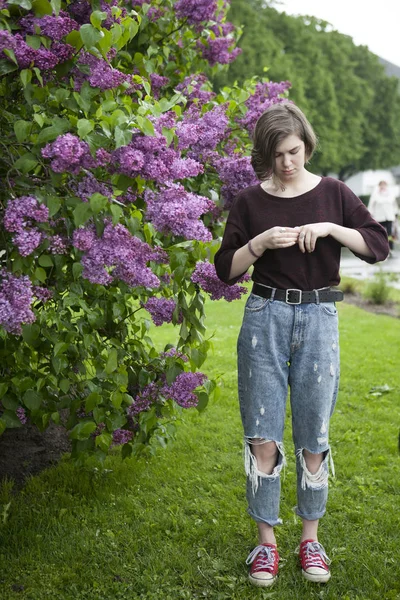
[1,298,400,600]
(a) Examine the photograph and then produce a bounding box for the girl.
[214,103,389,586]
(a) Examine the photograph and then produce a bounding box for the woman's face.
[273,134,306,182]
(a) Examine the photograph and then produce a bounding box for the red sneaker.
[246,543,279,587]
[299,539,331,583]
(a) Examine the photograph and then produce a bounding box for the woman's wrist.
[248,237,264,259]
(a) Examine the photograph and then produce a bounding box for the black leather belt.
[252,283,344,305]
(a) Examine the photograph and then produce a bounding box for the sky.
[276,0,400,67]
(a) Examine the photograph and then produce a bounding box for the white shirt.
[368,187,398,222]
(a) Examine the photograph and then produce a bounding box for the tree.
[218,0,400,179]
[0,0,290,464]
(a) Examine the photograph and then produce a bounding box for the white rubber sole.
[302,569,331,583]
[248,574,277,587]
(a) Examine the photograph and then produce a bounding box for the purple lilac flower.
[144,184,213,241]
[150,73,169,98]
[0,31,36,68]
[112,428,134,445]
[127,382,159,417]
[112,132,203,184]
[191,261,250,301]
[197,36,241,67]
[160,348,188,362]
[48,234,69,254]
[50,41,75,63]
[174,0,218,24]
[42,133,97,174]
[216,155,259,209]
[161,371,207,408]
[67,0,91,24]
[0,270,35,335]
[19,12,79,40]
[16,407,28,425]
[73,51,130,91]
[175,75,215,106]
[33,286,53,303]
[72,222,164,288]
[238,81,292,135]
[70,173,112,202]
[112,146,145,177]
[4,196,49,256]
[144,297,181,326]
[176,104,229,157]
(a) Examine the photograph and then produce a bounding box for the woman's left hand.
[297,222,333,253]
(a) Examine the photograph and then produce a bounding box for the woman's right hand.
[254,226,300,253]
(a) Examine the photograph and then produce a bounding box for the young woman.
[214,103,389,587]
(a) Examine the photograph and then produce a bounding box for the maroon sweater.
[214,177,389,290]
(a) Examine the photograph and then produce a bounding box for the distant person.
[368,180,398,254]
[214,103,389,587]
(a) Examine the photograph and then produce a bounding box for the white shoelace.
[301,541,331,569]
[246,545,277,572]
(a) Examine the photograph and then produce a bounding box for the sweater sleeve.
[214,199,249,285]
[341,183,390,263]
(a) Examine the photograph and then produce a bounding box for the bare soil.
[0,293,398,490]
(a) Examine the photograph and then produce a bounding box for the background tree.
[217,0,400,179]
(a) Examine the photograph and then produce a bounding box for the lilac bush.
[0,0,290,461]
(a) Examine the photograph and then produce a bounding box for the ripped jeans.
[237,292,340,526]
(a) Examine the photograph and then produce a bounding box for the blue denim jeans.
[237,291,340,526]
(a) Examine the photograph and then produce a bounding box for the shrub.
[0,0,290,463]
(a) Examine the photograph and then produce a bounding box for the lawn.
[0,296,399,600]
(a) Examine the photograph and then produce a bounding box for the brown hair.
[251,102,317,181]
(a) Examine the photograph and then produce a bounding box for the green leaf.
[69,421,97,440]
[37,118,70,144]
[111,391,123,409]
[90,10,108,28]
[136,115,155,136]
[46,196,61,217]
[0,59,19,76]
[0,383,8,399]
[1,396,18,410]
[89,193,108,213]
[85,392,102,412]
[20,69,32,87]
[14,120,33,143]
[114,126,132,148]
[54,341,68,356]
[38,254,53,267]
[14,153,38,174]
[0,419,6,436]
[59,379,70,393]
[50,0,60,15]
[72,262,83,280]
[80,24,104,48]
[2,411,22,429]
[73,202,92,227]
[22,324,40,345]
[105,348,118,374]
[77,118,94,138]
[95,432,112,452]
[110,204,123,225]
[3,48,17,65]
[196,391,209,411]
[23,389,42,411]
[34,267,47,283]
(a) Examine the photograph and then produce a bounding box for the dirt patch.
[0,421,71,489]
[344,293,400,319]
[1,292,399,490]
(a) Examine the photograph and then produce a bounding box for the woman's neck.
[261,170,321,198]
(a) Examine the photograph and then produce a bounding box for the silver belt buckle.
[286,288,302,304]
